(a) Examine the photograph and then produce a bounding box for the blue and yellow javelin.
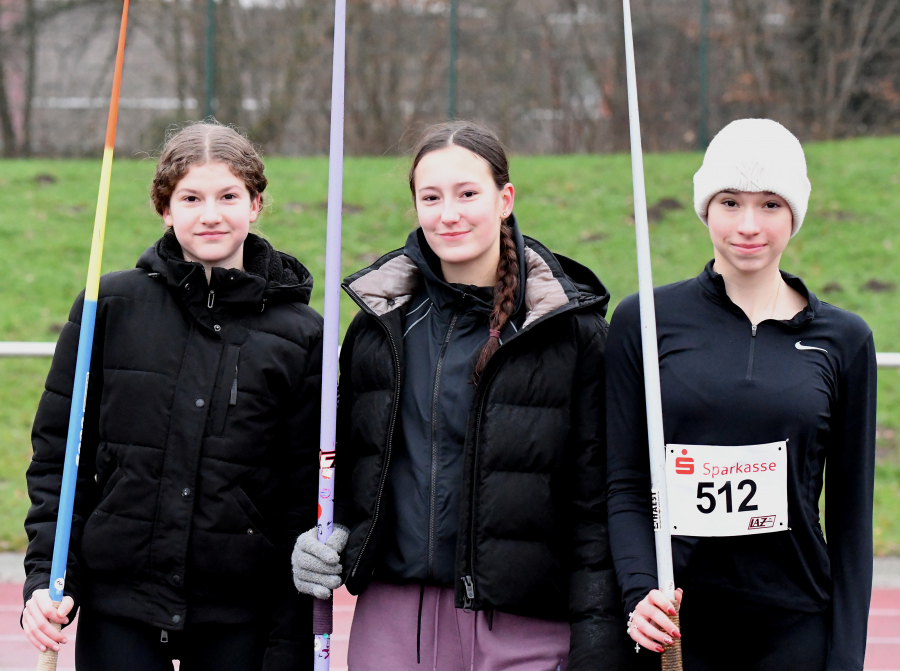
[39,1,129,668]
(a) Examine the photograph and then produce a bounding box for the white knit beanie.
[693,118,811,237]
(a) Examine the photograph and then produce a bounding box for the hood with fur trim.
[342,215,608,327]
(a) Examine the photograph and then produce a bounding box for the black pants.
[633,596,828,671]
[74,606,268,671]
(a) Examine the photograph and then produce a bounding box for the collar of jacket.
[696,258,819,328]
[403,226,501,317]
[342,214,610,336]
[136,230,314,309]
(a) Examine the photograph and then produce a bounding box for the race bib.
[665,441,788,537]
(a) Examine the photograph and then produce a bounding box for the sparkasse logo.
[675,448,694,475]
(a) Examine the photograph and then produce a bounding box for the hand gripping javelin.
[621,0,682,668]
[36,1,130,670]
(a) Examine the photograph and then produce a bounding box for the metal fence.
[2,342,900,367]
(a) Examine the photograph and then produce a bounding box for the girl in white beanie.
[606,119,876,670]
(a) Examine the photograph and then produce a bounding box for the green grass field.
[1,138,899,552]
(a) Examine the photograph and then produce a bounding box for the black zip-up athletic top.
[606,261,876,671]
[378,233,508,586]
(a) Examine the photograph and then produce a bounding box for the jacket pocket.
[189,486,278,595]
[210,345,240,436]
[98,465,126,504]
[227,484,277,547]
[81,510,152,576]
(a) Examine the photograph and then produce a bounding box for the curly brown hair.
[150,121,267,216]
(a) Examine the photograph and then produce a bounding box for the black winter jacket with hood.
[23,233,323,671]
[334,219,632,670]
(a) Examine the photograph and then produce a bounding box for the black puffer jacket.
[334,222,632,669]
[23,233,322,670]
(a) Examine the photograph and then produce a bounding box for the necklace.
[766,275,782,322]
[752,275,782,327]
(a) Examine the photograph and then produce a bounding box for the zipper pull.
[462,575,475,608]
[160,629,169,643]
[208,290,216,309]
[229,369,238,406]
[751,324,757,337]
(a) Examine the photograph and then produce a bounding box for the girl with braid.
[291,120,631,670]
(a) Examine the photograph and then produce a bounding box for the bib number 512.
[667,441,787,537]
[696,480,758,514]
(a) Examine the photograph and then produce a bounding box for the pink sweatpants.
[347,581,569,671]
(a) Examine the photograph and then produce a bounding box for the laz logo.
[675,449,694,475]
[748,515,776,530]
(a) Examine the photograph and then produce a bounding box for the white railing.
[2,342,900,366]
[878,353,900,368]
[0,342,57,357]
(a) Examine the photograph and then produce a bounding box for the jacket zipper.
[208,289,215,309]
[462,575,475,609]
[229,365,238,405]
[459,297,605,610]
[427,311,459,578]
[213,346,240,435]
[345,290,402,579]
[746,324,757,380]
[462,362,500,609]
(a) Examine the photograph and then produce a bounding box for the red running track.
[1,584,897,670]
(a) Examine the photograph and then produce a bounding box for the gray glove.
[291,525,349,600]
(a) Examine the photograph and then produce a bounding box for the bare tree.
[0,0,21,156]
[817,0,900,137]
[8,0,900,155]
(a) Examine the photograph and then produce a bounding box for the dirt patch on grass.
[877,426,899,463]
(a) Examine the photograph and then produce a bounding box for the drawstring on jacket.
[417,584,425,664]
[410,586,499,669]
[414,584,442,669]
[432,588,441,670]
[470,612,477,671]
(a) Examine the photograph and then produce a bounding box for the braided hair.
[408,121,518,383]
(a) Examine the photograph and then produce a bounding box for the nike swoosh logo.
[796,341,828,353]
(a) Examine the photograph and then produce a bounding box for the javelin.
[36,1,129,669]
[313,0,346,668]
[621,0,682,668]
